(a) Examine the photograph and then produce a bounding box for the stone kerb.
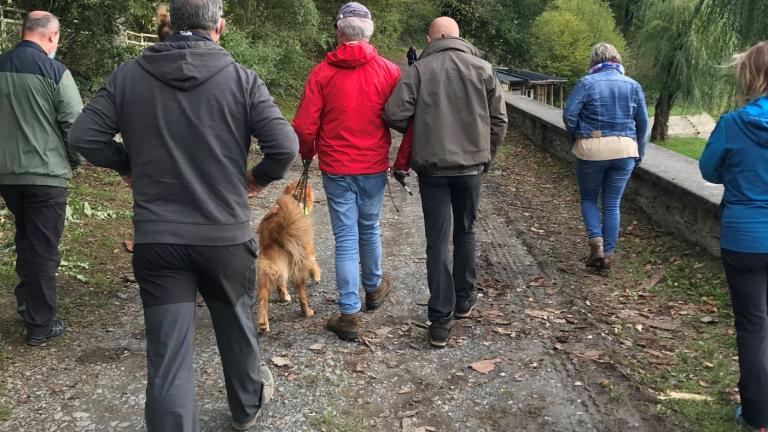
[504,94,724,256]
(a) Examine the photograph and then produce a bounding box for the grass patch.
[655,137,707,160]
[310,410,362,432]
[614,231,740,432]
[647,105,704,118]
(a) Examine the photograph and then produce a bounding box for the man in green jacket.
[0,11,83,346]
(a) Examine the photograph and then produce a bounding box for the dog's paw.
[302,307,315,318]
[257,321,270,333]
[279,293,292,303]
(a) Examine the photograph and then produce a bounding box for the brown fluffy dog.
[256,183,321,332]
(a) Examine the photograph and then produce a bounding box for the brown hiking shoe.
[326,312,360,342]
[365,275,393,310]
[585,237,605,269]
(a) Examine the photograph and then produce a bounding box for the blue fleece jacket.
[700,96,768,253]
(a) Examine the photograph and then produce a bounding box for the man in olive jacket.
[0,11,83,346]
[384,17,507,348]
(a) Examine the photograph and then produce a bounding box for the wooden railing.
[0,6,23,35]
[125,30,158,47]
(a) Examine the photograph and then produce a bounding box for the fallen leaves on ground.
[640,271,664,290]
[658,391,713,402]
[469,358,503,374]
[271,356,293,368]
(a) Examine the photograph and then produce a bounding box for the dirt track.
[0,133,683,432]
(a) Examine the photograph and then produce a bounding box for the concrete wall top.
[504,94,724,209]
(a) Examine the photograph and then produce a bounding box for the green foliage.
[440,0,550,67]
[530,0,625,83]
[656,137,707,160]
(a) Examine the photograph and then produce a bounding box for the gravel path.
[0,136,674,432]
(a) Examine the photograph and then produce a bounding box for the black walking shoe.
[429,317,453,349]
[455,293,477,319]
[25,319,67,346]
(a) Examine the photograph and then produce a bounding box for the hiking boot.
[585,237,605,269]
[455,292,477,319]
[365,275,393,310]
[326,312,360,342]
[25,319,67,346]
[429,317,453,349]
[232,366,275,431]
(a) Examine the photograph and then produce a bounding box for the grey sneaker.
[231,366,275,431]
[25,319,66,346]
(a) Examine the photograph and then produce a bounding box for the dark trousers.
[418,174,482,322]
[0,185,66,336]
[133,240,265,432]
[722,248,768,428]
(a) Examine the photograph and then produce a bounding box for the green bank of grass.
[656,137,707,160]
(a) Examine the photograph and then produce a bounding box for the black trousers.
[0,185,67,336]
[418,174,482,322]
[133,240,265,431]
[722,248,768,428]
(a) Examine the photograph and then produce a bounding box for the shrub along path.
[0,132,735,431]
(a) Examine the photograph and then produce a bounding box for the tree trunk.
[651,90,677,142]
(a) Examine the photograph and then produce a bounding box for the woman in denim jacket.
[699,41,768,432]
[563,42,649,270]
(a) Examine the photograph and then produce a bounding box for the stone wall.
[505,94,724,256]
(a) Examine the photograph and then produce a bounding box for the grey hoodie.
[70,33,298,246]
[384,37,508,175]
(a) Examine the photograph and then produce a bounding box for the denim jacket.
[563,69,649,160]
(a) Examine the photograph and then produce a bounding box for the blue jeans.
[576,158,635,253]
[322,172,387,314]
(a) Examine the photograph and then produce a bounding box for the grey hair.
[169,0,222,32]
[589,42,622,67]
[22,13,59,35]
[337,17,374,42]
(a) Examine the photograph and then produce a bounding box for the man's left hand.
[246,169,264,197]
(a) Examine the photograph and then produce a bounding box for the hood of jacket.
[420,37,484,60]
[325,41,378,69]
[136,34,235,91]
[735,96,768,147]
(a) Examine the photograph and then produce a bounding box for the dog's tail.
[264,195,313,275]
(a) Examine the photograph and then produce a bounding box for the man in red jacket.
[293,2,399,341]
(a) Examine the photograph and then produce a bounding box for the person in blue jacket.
[700,41,768,432]
[563,42,649,270]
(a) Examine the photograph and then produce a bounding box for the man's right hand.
[246,169,264,197]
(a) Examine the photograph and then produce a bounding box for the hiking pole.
[393,170,413,196]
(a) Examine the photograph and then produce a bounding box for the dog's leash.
[293,159,312,216]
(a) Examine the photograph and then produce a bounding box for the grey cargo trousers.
[134,240,267,431]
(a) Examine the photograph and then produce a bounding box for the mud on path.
[0,134,676,431]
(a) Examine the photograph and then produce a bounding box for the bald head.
[428,17,460,42]
[21,11,60,57]
[22,11,59,36]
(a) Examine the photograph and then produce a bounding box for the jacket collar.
[17,40,47,55]
[420,37,483,60]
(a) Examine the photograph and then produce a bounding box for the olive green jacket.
[0,41,83,187]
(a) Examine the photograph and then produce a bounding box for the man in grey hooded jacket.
[385,17,507,349]
[69,0,297,430]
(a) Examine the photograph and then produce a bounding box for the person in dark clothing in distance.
[407,46,417,66]
[69,0,298,430]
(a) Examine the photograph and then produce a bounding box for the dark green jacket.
[384,38,508,175]
[0,41,83,187]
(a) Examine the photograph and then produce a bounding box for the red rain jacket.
[293,42,401,175]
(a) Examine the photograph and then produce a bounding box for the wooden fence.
[125,31,158,47]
